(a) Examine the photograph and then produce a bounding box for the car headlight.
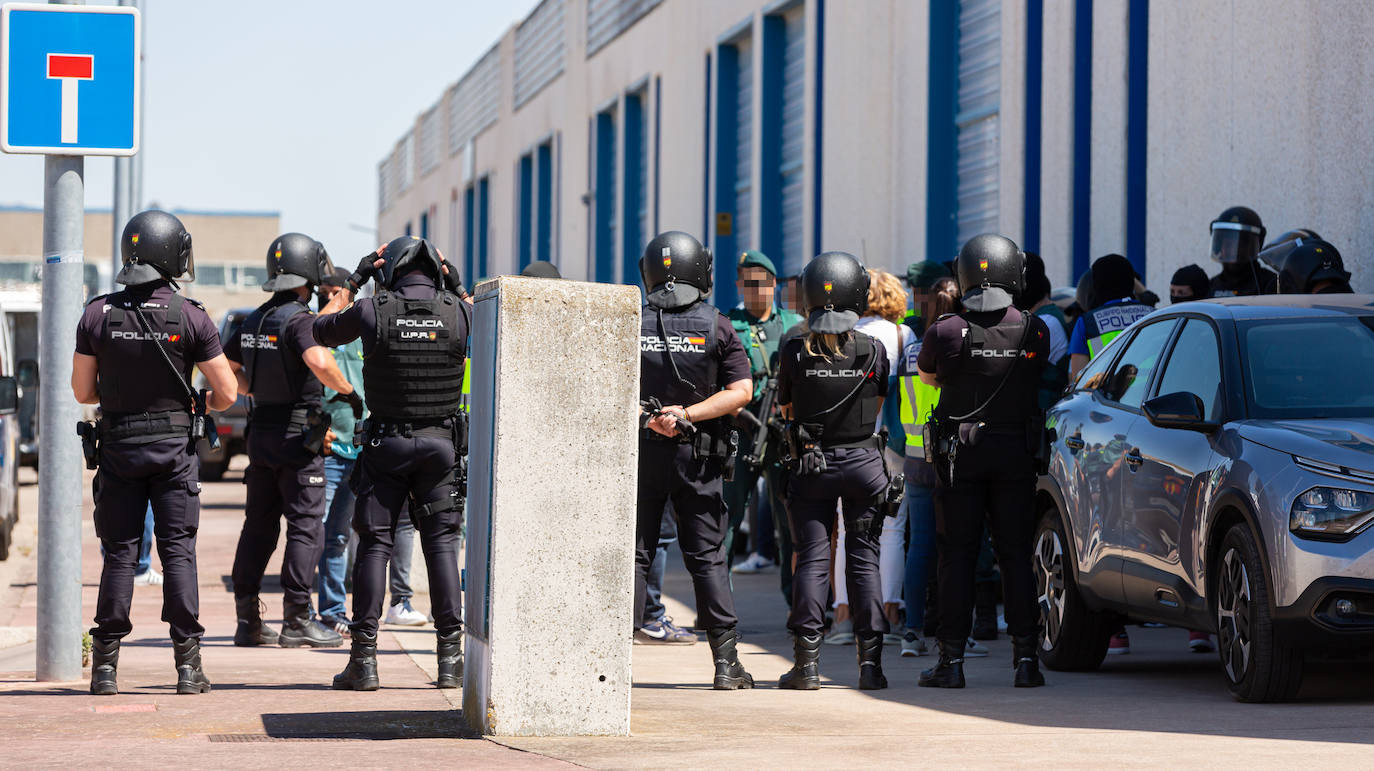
[1290,486,1374,541]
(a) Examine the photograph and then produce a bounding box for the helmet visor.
[1210,222,1264,264]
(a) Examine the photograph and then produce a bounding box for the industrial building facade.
[378,0,1374,301]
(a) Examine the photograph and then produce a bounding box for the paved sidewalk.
[1,466,1373,768]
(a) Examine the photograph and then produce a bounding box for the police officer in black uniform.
[915,234,1050,689]
[1208,206,1277,297]
[72,210,240,695]
[635,231,755,689]
[223,233,360,649]
[775,252,894,691]
[314,236,470,691]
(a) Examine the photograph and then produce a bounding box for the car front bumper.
[1273,576,1374,649]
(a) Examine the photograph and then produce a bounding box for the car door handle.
[1126,448,1144,470]
[1064,434,1085,452]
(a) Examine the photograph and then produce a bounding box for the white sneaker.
[133,568,163,586]
[384,600,427,626]
[964,637,990,657]
[900,631,928,657]
[731,552,777,574]
[823,618,855,645]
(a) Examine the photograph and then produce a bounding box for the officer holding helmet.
[315,236,470,691]
[72,210,240,695]
[775,252,895,691]
[635,231,755,690]
[916,234,1049,690]
[224,234,360,650]
[1208,206,1277,296]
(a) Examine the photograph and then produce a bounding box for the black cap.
[1169,264,1210,302]
[1090,254,1136,304]
[321,267,351,289]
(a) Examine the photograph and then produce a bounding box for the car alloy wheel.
[1034,527,1066,651]
[1216,547,1252,684]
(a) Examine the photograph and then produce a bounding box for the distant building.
[378,0,1374,302]
[0,206,279,319]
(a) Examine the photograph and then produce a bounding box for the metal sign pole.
[36,152,85,682]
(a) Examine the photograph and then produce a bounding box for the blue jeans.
[315,455,356,619]
[136,503,154,574]
[903,482,937,631]
[643,507,678,624]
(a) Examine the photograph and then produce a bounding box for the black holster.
[77,420,100,470]
[451,413,469,496]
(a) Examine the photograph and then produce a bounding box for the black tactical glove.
[798,446,827,476]
[330,390,365,420]
[440,257,465,295]
[348,250,384,292]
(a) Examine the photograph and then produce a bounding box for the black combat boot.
[777,633,822,690]
[856,633,889,690]
[233,596,279,647]
[89,638,119,696]
[1012,634,1046,688]
[172,637,212,694]
[332,630,380,691]
[278,603,343,648]
[436,630,463,689]
[706,627,754,690]
[918,638,966,688]
[972,583,999,641]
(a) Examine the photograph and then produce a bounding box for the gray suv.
[1036,295,1374,702]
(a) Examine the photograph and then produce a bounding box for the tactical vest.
[1084,301,1152,359]
[898,342,940,459]
[934,312,1039,428]
[96,291,197,441]
[362,289,467,421]
[1034,304,1071,409]
[241,298,315,417]
[790,332,883,446]
[640,301,721,410]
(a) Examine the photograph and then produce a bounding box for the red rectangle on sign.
[47,54,93,79]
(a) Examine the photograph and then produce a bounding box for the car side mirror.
[0,376,20,415]
[1143,391,1217,433]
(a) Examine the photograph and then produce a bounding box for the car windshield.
[1240,317,1374,419]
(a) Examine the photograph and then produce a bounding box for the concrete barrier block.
[463,276,641,737]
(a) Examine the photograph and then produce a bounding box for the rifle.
[736,376,781,472]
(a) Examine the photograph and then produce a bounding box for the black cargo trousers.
[92,438,204,643]
[349,422,464,638]
[232,424,326,609]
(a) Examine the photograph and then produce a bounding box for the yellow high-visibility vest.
[460,358,471,413]
[898,372,940,460]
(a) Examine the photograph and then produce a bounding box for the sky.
[0,0,540,260]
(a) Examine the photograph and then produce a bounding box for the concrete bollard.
[463,276,641,736]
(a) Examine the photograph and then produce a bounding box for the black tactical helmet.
[262,232,331,292]
[377,235,445,288]
[1258,228,1322,276]
[1210,206,1266,264]
[955,234,1025,312]
[520,260,562,279]
[1278,239,1351,294]
[117,210,194,285]
[800,251,869,334]
[640,231,712,310]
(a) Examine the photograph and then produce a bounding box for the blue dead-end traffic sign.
[1,3,140,156]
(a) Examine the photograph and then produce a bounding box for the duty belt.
[822,433,884,451]
[251,403,310,428]
[367,415,457,438]
[100,410,194,443]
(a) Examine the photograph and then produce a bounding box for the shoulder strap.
[948,311,1033,422]
[707,308,719,391]
[803,332,879,420]
[128,299,196,405]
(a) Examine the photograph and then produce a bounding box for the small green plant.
[82,632,91,668]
